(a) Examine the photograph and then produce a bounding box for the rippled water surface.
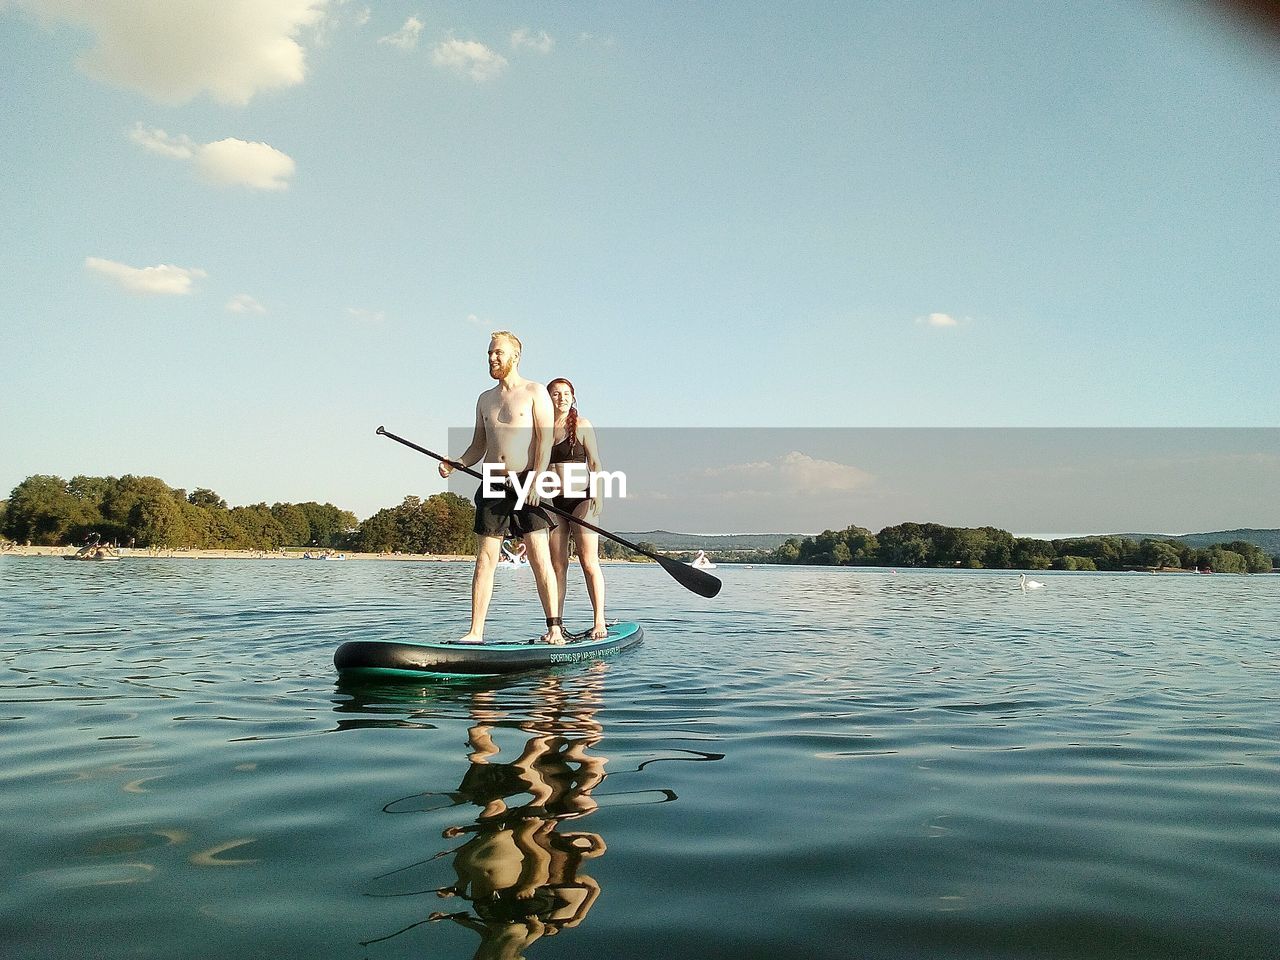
[2,557,1277,959]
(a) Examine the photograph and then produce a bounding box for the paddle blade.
[656,554,722,598]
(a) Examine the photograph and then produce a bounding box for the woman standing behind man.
[546,379,607,639]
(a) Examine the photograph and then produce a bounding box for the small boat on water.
[499,541,528,568]
[65,550,120,562]
[689,550,716,570]
[66,535,121,561]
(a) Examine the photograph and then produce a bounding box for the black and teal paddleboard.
[333,621,644,679]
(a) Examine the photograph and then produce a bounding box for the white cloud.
[701,452,873,495]
[197,138,295,190]
[379,16,423,50]
[85,257,207,296]
[347,307,385,324]
[510,28,553,53]
[227,294,267,314]
[14,0,328,105]
[432,38,507,81]
[354,7,372,28]
[129,123,194,160]
[917,312,960,328]
[131,124,295,190]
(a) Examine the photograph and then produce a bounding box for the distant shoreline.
[2,546,471,562]
[0,546,655,564]
[1,546,1243,573]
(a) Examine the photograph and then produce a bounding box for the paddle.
[376,425,722,598]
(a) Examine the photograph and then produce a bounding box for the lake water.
[1,557,1277,959]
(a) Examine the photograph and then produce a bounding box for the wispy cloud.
[14,0,328,105]
[510,28,553,54]
[347,307,385,324]
[129,124,194,160]
[227,294,267,314]
[432,38,508,81]
[917,312,961,328]
[131,124,295,191]
[85,257,207,296]
[379,16,423,50]
[700,452,874,495]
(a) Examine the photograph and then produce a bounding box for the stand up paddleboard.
[334,621,644,679]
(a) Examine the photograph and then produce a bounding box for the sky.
[1,1,1277,532]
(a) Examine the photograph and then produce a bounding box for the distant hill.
[617,530,809,551]
[1102,529,1280,555]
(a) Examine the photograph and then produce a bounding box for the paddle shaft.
[380,425,658,553]
[375,425,722,597]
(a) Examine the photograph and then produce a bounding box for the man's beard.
[489,358,514,380]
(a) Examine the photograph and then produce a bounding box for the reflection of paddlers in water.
[427,675,609,955]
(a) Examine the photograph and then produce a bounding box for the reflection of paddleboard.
[334,621,644,678]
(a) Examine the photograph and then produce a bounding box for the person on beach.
[546,379,608,639]
[439,332,565,644]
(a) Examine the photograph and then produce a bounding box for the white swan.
[1019,573,1045,591]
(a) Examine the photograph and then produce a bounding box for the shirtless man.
[440,332,565,644]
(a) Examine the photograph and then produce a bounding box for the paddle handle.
[376,426,481,481]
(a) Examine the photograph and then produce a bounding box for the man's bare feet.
[542,618,566,644]
[453,632,484,644]
[588,623,608,640]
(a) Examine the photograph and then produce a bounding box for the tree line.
[3,474,363,552]
[745,522,1274,573]
[6,476,1268,571]
[0,474,658,559]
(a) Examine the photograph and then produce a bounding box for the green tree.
[1222,540,1271,574]
[133,489,188,547]
[1137,539,1182,570]
[1054,555,1098,571]
[355,509,402,553]
[772,538,801,563]
[188,488,228,511]
[878,524,935,566]
[844,527,878,563]
[2,476,81,544]
[1012,538,1055,570]
[297,502,358,548]
[228,504,287,550]
[270,503,313,546]
[1193,547,1248,574]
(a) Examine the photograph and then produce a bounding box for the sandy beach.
[1,545,473,562]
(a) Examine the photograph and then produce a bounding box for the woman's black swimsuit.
[549,433,591,516]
